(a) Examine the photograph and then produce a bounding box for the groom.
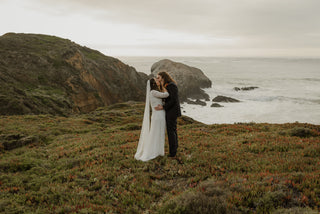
[155,71,181,157]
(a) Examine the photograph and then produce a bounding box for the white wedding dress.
[135,81,169,162]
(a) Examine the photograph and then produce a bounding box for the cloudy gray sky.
[1,0,320,57]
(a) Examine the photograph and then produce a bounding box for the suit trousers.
[166,118,178,156]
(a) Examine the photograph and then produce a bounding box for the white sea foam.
[120,56,320,124]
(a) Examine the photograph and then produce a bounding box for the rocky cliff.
[0,33,148,115]
[151,59,212,102]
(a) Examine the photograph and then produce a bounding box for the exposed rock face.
[212,96,240,103]
[0,134,39,151]
[151,59,212,102]
[0,33,148,115]
[186,99,207,106]
[211,103,224,107]
[234,86,259,91]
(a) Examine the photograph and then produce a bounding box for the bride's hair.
[158,71,176,85]
[150,78,159,91]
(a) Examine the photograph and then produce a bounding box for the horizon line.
[115,55,320,59]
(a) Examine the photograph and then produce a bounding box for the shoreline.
[120,57,320,125]
[180,99,320,126]
[0,100,319,126]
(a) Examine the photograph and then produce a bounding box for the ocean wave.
[243,95,320,105]
[122,56,320,124]
[301,78,320,82]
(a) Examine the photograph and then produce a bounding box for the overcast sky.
[1,0,320,57]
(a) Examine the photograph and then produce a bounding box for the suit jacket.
[163,82,181,120]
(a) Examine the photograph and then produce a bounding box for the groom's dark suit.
[163,82,181,157]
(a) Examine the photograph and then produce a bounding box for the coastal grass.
[1,102,320,213]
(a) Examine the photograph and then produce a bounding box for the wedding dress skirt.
[136,110,166,161]
[135,90,168,162]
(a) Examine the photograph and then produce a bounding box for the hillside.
[1,102,320,213]
[0,33,148,115]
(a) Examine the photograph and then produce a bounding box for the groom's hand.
[154,104,163,111]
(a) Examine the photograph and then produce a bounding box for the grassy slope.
[0,102,320,213]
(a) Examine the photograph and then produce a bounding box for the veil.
[134,80,150,159]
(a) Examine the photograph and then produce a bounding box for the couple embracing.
[135,71,181,162]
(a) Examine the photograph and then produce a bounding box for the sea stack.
[151,59,212,102]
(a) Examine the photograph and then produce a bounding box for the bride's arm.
[151,90,169,98]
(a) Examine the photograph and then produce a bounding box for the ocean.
[119,56,320,125]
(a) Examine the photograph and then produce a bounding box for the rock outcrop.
[0,33,148,115]
[186,99,207,106]
[212,96,240,103]
[0,134,39,151]
[211,103,224,107]
[234,86,259,91]
[151,59,212,102]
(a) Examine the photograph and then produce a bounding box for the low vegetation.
[1,102,320,213]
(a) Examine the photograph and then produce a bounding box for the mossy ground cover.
[1,102,320,213]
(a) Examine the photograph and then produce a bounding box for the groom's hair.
[158,71,176,85]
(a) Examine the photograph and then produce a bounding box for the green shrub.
[256,191,287,213]
[158,180,238,214]
[158,191,232,214]
[289,127,316,138]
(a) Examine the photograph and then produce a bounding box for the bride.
[134,78,169,161]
